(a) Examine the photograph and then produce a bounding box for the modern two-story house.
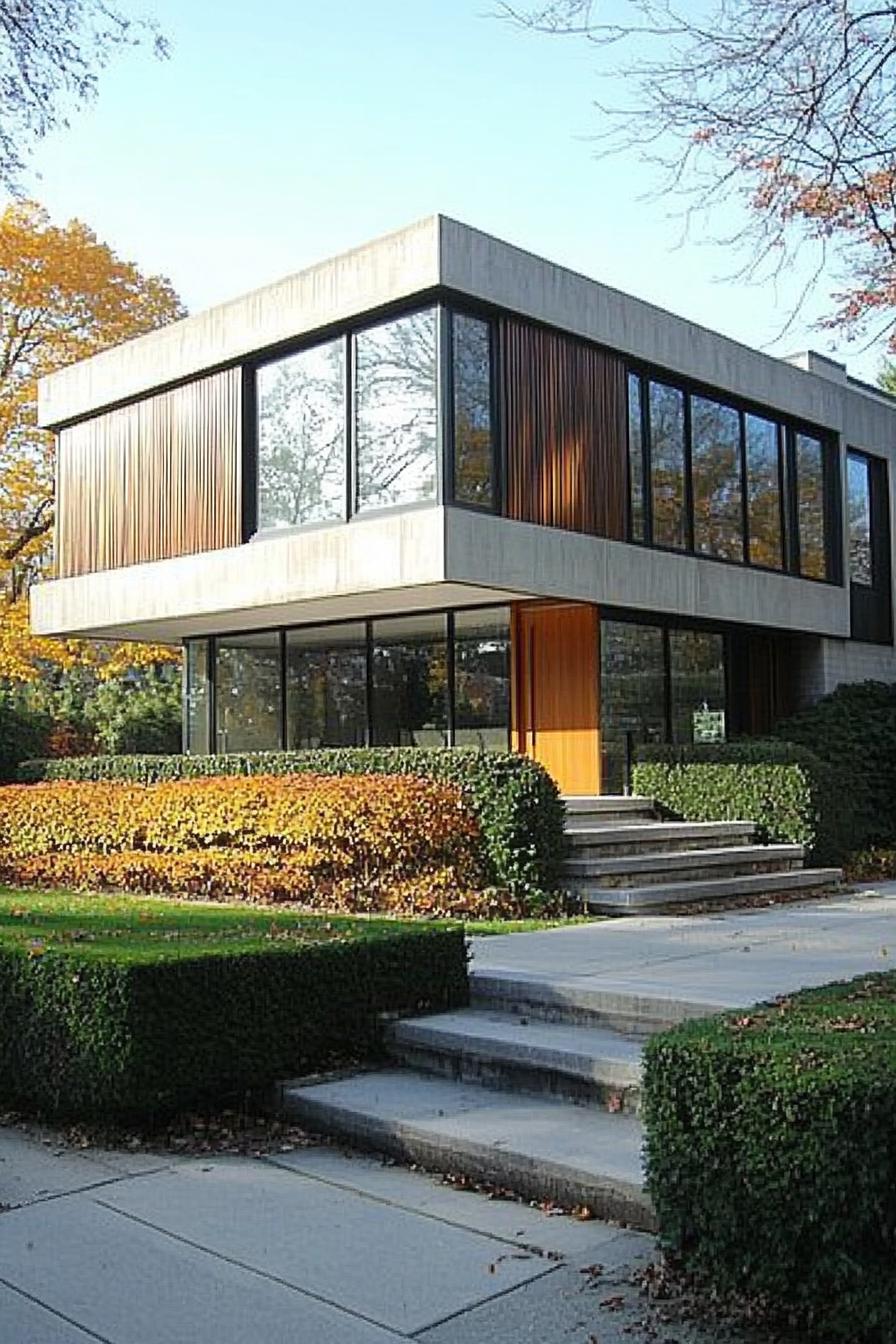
[31,217,896,797]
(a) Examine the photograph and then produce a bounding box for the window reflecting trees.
[453,314,494,508]
[257,339,346,529]
[691,396,743,560]
[355,310,438,511]
[648,382,687,549]
[847,452,872,586]
[286,623,367,748]
[745,415,783,569]
[627,373,834,580]
[454,607,510,749]
[215,632,282,754]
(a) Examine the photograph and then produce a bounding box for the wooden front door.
[512,602,601,796]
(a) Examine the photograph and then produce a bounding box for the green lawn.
[0,888,596,964]
[0,888,408,963]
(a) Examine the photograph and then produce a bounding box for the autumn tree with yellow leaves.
[0,200,185,685]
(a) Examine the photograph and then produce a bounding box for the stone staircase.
[562,795,841,912]
[281,970,662,1231]
[278,796,844,1233]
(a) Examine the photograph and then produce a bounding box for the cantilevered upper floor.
[31,215,896,647]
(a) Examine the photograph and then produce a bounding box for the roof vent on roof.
[783,350,847,383]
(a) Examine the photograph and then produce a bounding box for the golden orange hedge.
[0,774,505,914]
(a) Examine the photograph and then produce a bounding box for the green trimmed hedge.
[18,748,566,900]
[0,926,467,1119]
[632,738,847,864]
[643,972,896,1342]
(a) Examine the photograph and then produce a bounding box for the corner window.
[256,339,346,530]
[690,396,743,561]
[847,452,873,586]
[355,309,438,512]
[452,313,494,508]
[648,381,686,549]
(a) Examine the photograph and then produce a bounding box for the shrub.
[0,774,491,912]
[0,923,468,1119]
[771,680,896,851]
[18,748,566,899]
[643,973,896,1342]
[632,738,846,863]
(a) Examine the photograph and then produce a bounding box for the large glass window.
[286,623,367,748]
[215,632,282,754]
[648,382,687,549]
[371,613,448,746]
[454,607,510,750]
[256,339,346,530]
[184,639,210,754]
[690,396,743,560]
[669,629,727,746]
[795,434,828,579]
[600,620,667,793]
[355,309,438,512]
[627,373,645,541]
[745,414,783,569]
[453,314,494,508]
[847,452,873,586]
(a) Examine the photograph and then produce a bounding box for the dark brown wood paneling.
[56,369,242,578]
[501,319,627,539]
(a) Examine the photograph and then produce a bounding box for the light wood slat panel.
[501,319,627,540]
[56,369,242,578]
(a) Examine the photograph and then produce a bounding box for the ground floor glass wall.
[185,606,511,755]
[600,618,727,792]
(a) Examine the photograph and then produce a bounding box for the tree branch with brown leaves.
[502,0,896,348]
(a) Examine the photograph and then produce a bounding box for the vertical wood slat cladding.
[56,369,242,578]
[501,319,627,539]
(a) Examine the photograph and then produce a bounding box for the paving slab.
[266,1145,633,1258]
[472,889,896,1009]
[0,1281,99,1343]
[0,1124,173,1210]
[0,1194,404,1344]
[96,1157,553,1335]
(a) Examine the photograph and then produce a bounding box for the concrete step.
[470,971,723,1036]
[566,819,756,856]
[579,866,842,914]
[384,1008,643,1111]
[563,795,656,825]
[279,1069,653,1231]
[563,843,804,888]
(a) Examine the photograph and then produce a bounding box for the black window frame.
[625,363,842,585]
[242,297,502,545]
[181,601,513,756]
[848,448,893,644]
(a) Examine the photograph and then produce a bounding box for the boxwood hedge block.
[643,973,896,1342]
[18,748,566,899]
[632,738,847,864]
[0,926,468,1120]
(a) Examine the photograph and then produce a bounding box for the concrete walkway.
[471,885,896,1013]
[0,1122,700,1344]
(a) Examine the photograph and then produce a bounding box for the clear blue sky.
[19,0,885,381]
